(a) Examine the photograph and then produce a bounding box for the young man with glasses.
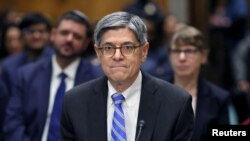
[0,12,52,95]
[168,26,230,141]
[61,11,194,141]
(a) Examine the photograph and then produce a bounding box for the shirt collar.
[52,55,81,80]
[108,71,142,107]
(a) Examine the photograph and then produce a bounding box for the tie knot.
[59,72,67,80]
[112,93,125,105]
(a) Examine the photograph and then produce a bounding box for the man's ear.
[94,44,101,61]
[141,42,149,63]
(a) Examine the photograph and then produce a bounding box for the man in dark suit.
[61,11,194,141]
[3,10,102,141]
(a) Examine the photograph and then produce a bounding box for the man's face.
[23,23,50,50]
[51,19,89,59]
[95,28,149,84]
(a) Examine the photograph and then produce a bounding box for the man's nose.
[112,48,123,59]
[66,33,74,41]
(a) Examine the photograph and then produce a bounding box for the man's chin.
[111,74,127,81]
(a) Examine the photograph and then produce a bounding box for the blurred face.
[5,27,23,54]
[51,19,89,59]
[95,28,149,85]
[23,23,50,50]
[169,45,208,78]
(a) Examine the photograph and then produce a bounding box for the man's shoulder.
[78,59,103,77]
[63,77,103,109]
[21,57,49,71]
[143,72,190,100]
[143,73,193,123]
[2,52,27,71]
[17,57,51,80]
[65,77,103,98]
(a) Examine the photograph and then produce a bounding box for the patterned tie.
[111,93,127,141]
[48,72,67,141]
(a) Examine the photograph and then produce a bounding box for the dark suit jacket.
[0,47,53,95]
[0,79,7,140]
[61,72,194,141]
[192,78,230,141]
[3,56,102,141]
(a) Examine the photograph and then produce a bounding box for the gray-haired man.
[61,11,194,141]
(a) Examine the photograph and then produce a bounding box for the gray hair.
[94,11,148,45]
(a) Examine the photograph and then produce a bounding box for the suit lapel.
[37,58,52,137]
[88,76,108,141]
[136,73,161,141]
[74,59,97,86]
[85,73,161,141]
[74,59,85,86]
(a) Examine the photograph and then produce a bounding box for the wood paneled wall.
[0,0,168,23]
[189,0,208,32]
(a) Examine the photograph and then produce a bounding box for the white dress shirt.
[107,71,142,141]
[192,95,197,116]
[41,55,80,141]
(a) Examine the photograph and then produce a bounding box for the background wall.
[0,0,168,23]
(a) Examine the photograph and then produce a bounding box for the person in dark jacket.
[0,12,52,96]
[168,25,230,141]
[61,11,194,141]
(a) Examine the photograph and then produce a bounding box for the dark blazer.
[0,47,53,95]
[61,72,194,141]
[192,78,230,141]
[0,79,7,140]
[3,56,102,141]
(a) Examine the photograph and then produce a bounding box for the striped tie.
[111,93,127,141]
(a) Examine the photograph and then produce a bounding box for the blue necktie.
[111,93,127,141]
[48,72,67,141]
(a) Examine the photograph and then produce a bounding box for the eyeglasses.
[97,43,142,57]
[169,48,199,58]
